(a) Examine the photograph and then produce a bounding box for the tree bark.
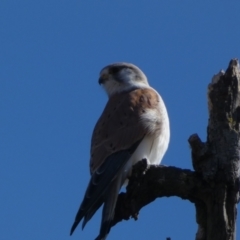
[113,59,240,240]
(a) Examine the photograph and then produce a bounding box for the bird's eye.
[109,66,122,74]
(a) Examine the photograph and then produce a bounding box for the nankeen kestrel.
[70,62,170,240]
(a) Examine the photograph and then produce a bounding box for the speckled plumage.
[90,88,162,173]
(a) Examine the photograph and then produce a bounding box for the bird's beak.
[98,74,109,85]
[98,77,105,85]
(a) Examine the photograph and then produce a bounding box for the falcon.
[70,62,170,240]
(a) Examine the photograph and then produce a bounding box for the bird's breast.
[132,93,170,165]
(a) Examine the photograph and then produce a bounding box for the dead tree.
[112,59,240,240]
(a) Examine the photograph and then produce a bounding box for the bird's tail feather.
[82,194,104,230]
[95,175,122,240]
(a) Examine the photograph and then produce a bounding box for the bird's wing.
[90,88,161,173]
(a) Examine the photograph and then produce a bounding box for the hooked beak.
[98,77,105,85]
[98,73,109,85]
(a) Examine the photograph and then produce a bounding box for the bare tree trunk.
[112,59,240,240]
[190,59,240,240]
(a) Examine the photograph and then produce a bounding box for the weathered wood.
[112,59,240,240]
[189,59,240,240]
[198,59,240,240]
[112,160,206,227]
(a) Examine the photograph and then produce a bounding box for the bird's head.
[98,62,149,97]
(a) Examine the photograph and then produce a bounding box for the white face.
[99,63,149,97]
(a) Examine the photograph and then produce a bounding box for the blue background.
[1,1,240,239]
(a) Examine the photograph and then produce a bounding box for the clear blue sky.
[1,1,240,240]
